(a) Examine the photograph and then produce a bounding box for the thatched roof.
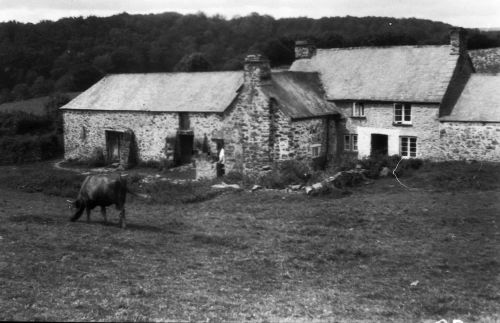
[60,72,243,112]
[290,45,459,103]
[441,74,500,122]
[262,71,338,119]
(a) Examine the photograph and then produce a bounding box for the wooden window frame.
[400,136,417,158]
[311,144,321,158]
[344,134,358,152]
[394,103,412,125]
[352,102,365,117]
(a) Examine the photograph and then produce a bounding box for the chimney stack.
[243,52,271,85]
[450,27,467,55]
[295,40,316,59]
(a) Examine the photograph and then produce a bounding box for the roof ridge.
[317,44,449,51]
[106,71,243,77]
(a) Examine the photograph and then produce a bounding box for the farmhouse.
[61,27,500,175]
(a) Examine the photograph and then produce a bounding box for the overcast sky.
[0,0,499,28]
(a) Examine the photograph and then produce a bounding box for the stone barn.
[61,72,243,168]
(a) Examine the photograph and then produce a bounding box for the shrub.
[256,160,312,189]
[357,155,423,178]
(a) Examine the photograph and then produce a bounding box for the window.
[400,136,417,158]
[311,144,321,157]
[344,134,358,152]
[352,102,365,117]
[394,103,412,125]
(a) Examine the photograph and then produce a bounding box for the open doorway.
[177,133,194,165]
[371,134,388,157]
[105,131,123,163]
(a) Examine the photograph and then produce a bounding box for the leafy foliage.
[2,12,499,103]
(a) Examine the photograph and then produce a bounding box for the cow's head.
[66,199,81,209]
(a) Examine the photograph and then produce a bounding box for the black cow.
[68,173,145,228]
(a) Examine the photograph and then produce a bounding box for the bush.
[357,155,423,178]
[256,160,312,189]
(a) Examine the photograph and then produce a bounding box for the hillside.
[0,92,80,115]
[2,12,500,105]
[469,47,500,73]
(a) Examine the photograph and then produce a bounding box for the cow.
[67,173,146,228]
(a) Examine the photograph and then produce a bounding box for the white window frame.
[394,103,412,125]
[352,102,365,117]
[400,136,417,158]
[344,134,358,152]
[311,144,321,158]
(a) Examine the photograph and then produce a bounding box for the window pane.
[394,104,402,122]
[400,137,408,156]
[353,135,358,151]
[404,104,412,122]
[344,135,351,150]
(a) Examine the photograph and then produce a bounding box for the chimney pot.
[295,40,316,59]
[243,52,271,85]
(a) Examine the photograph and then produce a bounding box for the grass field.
[0,161,499,322]
[0,93,80,116]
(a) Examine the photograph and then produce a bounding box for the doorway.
[371,134,388,157]
[106,131,123,163]
[177,133,194,165]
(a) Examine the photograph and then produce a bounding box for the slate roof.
[290,45,459,103]
[262,71,338,119]
[60,72,243,112]
[441,74,500,122]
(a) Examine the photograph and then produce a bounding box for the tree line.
[1,12,499,103]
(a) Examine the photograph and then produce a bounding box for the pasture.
[0,161,499,322]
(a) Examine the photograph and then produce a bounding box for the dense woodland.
[1,12,500,103]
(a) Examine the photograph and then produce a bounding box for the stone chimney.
[295,40,316,59]
[244,52,271,85]
[450,27,468,55]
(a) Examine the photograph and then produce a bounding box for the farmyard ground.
[0,162,499,322]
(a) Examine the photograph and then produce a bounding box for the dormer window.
[352,102,365,117]
[394,103,412,125]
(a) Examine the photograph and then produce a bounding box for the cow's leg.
[101,206,107,223]
[70,206,85,222]
[86,207,91,223]
[119,208,126,229]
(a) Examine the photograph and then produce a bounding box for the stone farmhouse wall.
[439,122,500,161]
[62,110,222,163]
[334,102,442,159]
[291,118,328,161]
[222,85,272,174]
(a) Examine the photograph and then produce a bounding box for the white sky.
[0,0,499,28]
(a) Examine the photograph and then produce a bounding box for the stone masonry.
[335,102,442,159]
[439,122,500,161]
[63,110,222,164]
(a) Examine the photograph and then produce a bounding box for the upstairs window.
[352,102,365,117]
[344,134,358,152]
[394,103,412,125]
[400,136,417,158]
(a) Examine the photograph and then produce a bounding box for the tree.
[173,52,213,72]
[11,83,30,100]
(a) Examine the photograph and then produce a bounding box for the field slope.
[0,162,499,322]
